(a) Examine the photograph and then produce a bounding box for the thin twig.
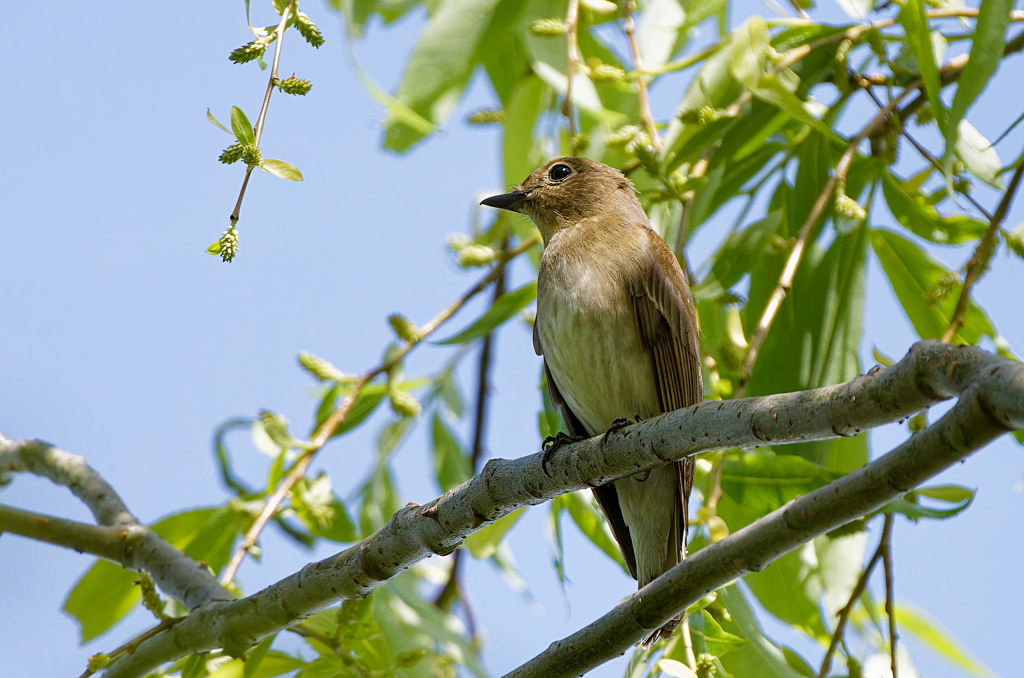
[78,618,182,678]
[862,86,993,220]
[622,1,660,152]
[880,514,898,678]
[737,84,920,396]
[941,162,1024,342]
[562,0,580,142]
[816,515,890,678]
[229,0,296,225]
[432,264,505,641]
[219,237,538,585]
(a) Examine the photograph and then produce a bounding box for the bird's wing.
[631,228,704,546]
[534,317,639,579]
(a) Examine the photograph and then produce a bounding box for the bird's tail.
[640,615,682,648]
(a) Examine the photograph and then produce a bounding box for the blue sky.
[1,2,1022,677]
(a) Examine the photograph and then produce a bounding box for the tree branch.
[0,436,230,609]
[96,341,1024,677]
[503,354,1020,678]
[0,503,133,562]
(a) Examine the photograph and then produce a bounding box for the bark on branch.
[42,342,1024,677]
[0,437,231,609]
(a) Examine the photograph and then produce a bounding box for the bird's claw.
[603,417,633,444]
[541,432,585,476]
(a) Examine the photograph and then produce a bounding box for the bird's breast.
[537,239,660,436]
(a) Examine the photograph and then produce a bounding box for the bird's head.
[481,157,640,244]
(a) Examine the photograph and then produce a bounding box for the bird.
[481,157,703,646]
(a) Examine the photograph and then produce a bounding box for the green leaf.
[303,498,359,542]
[349,47,434,139]
[243,635,276,678]
[259,158,304,181]
[729,18,833,137]
[947,0,1013,172]
[373,574,487,677]
[383,0,505,151]
[690,609,747,657]
[376,417,414,457]
[871,228,996,344]
[718,449,841,527]
[780,647,816,678]
[899,0,948,136]
[463,506,527,558]
[230,106,256,146]
[207,108,233,134]
[502,75,547,189]
[359,463,399,535]
[745,224,869,415]
[636,0,687,73]
[431,413,471,492]
[437,282,537,344]
[743,545,828,639]
[63,560,140,642]
[881,171,987,244]
[716,585,806,678]
[895,604,995,676]
[317,383,389,438]
[153,507,249,574]
[879,484,975,520]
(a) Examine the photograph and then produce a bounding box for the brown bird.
[482,157,703,645]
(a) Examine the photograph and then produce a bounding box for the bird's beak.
[481,190,529,212]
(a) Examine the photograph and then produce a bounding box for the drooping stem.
[229,0,296,225]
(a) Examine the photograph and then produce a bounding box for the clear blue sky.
[2,2,1022,677]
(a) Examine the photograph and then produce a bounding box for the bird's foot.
[603,418,633,444]
[541,432,586,476]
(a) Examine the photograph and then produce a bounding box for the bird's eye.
[548,163,572,182]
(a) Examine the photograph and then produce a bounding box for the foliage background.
[1,0,1023,677]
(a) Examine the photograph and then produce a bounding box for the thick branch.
[504,357,1020,677]
[99,342,1024,677]
[0,437,230,609]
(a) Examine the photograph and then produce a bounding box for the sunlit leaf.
[895,604,995,677]
[954,119,1004,189]
[383,0,504,151]
[899,0,948,136]
[871,228,997,343]
[947,0,1014,175]
[259,158,304,181]
[881,171,987,245]
[230,106,256,146]
[64,560,140,642]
